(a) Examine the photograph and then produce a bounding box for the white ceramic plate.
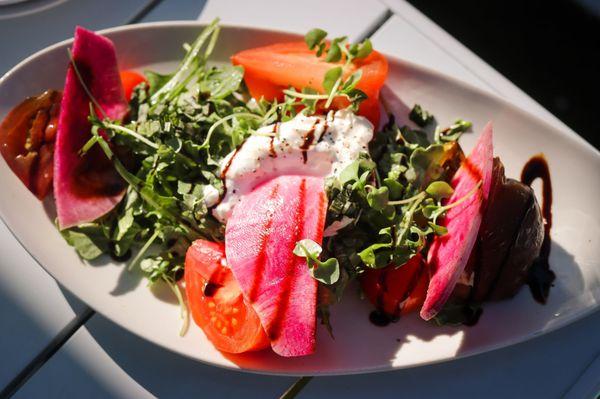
[1,22,599,376]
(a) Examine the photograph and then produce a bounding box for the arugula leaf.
[61,223,110,260]
[112,207,142,257]
[144,71,173,96]
[150,19,220,105]
[198,65,244,99]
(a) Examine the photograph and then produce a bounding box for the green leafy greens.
[64,19,267,334]
[61,20,477,334]
[318,107,474,310]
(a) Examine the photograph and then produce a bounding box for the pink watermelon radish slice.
[54,26,129,229]
[421,123,494,320]
[225,175,327,357]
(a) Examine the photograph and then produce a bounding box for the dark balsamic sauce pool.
[369,310,398,327]
[520,155,555,303]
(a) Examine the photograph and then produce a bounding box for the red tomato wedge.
[120,70,147,101]
[184,239,270,354]
[231,42,388,126]
[361,254,428,317]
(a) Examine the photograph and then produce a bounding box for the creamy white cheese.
[212,109,374,222]
[202,184,220,208]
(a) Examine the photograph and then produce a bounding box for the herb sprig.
[282,29,373,114]
[293,239,340,285]
[318,105,474,313]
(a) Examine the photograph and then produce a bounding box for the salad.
[0,20,555,358]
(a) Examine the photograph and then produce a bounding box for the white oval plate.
[1,22,599,376]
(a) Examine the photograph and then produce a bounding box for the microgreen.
[425,181,454,201]
[280,29,375,114]
[304,29,372,63]
[435,119,472,142]
[304,28,327,55]
[294,239,341,285]
[322,106,473,291]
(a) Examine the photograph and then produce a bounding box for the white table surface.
[1,0,598,398]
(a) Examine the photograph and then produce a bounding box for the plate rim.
[0,20,598,376]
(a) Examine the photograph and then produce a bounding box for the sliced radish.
[54,26,128,229]
[225,175,327,357]
[421,123,494,320]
